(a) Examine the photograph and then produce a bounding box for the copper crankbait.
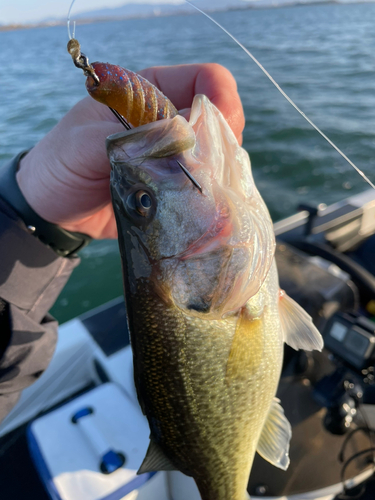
[67,38,201,191]
[67,38,178,128]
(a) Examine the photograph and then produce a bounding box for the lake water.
[1,3,375,322]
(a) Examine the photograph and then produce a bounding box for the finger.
[69,96,120,125]
[60,203,118,239]
[138,63,245,142]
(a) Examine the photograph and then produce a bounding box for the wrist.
[0,152,91,257]
[17,150,57,223]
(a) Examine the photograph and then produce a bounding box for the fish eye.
[135,191,152,216]
[124,186,156,223]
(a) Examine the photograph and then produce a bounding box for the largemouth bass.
[107,94,323,500]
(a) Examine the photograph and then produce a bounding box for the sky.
[0,0,185,25]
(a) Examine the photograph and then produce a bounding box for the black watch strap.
[0,152,92,257]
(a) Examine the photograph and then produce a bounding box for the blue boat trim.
[71,407,94,423]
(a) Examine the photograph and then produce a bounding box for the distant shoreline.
[0,0,372,33]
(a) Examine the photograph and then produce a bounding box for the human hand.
[17,64,245,240]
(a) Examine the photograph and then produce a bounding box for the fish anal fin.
[226,306,264,384]
[279,290,323,352]
[256,398,291,471]
[137,439,177,474]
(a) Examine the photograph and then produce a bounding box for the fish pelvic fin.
[256,398,291,471]
[279,290,323,351]
[138,439,177,474]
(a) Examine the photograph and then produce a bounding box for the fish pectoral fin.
[256,398,291,471]
[137,439,177,474]
[279,290,323,352]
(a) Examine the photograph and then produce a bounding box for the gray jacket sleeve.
[0,196,79,421]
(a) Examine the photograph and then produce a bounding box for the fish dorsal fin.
[256,398,291,471]
[279,290,323,352]
[138,439,177,474]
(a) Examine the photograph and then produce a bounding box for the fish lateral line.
[185,0,375,191]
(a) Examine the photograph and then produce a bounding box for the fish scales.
[119,266,282,500]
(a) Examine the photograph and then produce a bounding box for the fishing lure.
[67,10,200,189]
[67,37,178,128]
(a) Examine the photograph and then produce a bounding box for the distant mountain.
[3,0,373,31]
[67,0,366,24]
[73,0,250,21]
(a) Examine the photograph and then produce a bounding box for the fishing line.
[185,0,375,191]
[67,0,77,40]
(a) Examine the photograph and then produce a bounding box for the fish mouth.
[175,201,233,261]
[106,115,196,166]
